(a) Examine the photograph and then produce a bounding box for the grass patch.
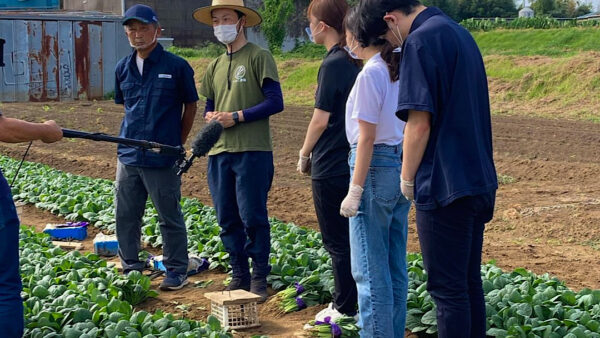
[486,52,600,121]
[168,43,225,59]
[472,27,600,56]
[498,174,516,185]
[278,59,321,106]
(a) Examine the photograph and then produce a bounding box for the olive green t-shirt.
[200,43,280,155]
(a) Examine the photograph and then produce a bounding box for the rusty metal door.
[0,12,129,102]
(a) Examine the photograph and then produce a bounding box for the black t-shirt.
[311,45,360,179]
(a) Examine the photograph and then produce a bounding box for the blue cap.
[122,4,159,25]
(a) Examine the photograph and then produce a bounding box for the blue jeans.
[348,144,411,338]
[416,192,495,338]
[115,161,189,274]
[207,151,274,279]
[0,172,24,337]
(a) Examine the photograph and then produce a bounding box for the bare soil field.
[2,100,599,336]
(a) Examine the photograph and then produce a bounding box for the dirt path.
[3,100,600,335]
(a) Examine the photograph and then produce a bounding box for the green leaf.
[585,320,600,331]
[31,286,49,298]
[561,291,577,306]
[515,303,533,317]
[207,315,222,331]
[421,308,437,325]
[486,328,508,337]
[72,309,93,323]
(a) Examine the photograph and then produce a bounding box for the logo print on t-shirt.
[234,65,247,83]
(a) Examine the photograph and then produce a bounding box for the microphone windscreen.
[191,121,224,156]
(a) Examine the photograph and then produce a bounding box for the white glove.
[401,178,415,202]
[297,151,311,175]
[340,184,364,217]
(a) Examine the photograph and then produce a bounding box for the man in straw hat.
[193,0,284,302]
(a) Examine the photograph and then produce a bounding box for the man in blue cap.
[114,4,199,290]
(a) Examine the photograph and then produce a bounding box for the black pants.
[312,175,357,315]
[416,191,495,338]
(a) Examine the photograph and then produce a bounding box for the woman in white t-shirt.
[339,6,411,338]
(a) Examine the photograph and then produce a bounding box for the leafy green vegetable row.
[2,156,335,295]
[406,253,600,337]
[4,155,600,336]
[19,227,230,338]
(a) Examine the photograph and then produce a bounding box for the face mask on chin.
[130,27,158,50]
[388,22,404,49]
[214,20,241,45]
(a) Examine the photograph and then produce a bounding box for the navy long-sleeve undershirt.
[203,78,284,122]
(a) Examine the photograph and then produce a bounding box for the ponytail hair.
[380,43,400,81]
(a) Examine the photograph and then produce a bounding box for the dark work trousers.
[0,172,24,338]
[312,174,358,316]
[115,161,189,275]
[207,151,274,279]
[416,192,496,338]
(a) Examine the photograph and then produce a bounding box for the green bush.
[259,0,294,53]
[280,41,327,59]
[460,17,600,31]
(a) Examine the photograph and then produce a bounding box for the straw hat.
[193,0,262,27]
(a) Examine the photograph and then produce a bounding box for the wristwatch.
[232,111,240,125]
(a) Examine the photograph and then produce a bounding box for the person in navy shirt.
[114,4,199,291]
[0,111,62,338]
[358,1,497,337]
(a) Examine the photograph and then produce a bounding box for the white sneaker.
[315,303,345,323]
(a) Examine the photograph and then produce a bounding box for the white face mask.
[214,20,241,45]
[344,38,360,59]
[129,27,158,50]
[305,23,324,43]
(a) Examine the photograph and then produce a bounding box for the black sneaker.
[159,271,189,291]
[226,276,251,291]
[250,276,268,303]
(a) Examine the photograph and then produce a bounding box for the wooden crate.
[204,290,262,329]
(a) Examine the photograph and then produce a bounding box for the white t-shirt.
[345,53,406,146]
[136,54,144,75]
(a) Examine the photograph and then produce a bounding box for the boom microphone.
[176,121,223,176]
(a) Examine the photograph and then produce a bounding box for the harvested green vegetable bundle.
[307,315,360,337]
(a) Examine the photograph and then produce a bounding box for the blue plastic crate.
[93,234,119,256]
[43,222,88,241]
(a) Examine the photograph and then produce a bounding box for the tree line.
[343,0,593,21]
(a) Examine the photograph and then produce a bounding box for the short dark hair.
[362,0,421,16]
[235,10,245,19]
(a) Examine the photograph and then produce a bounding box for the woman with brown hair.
[297,0,361,322]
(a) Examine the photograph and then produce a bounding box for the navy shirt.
[312,45,360,179]
[396,7,497,210]
[115,43,199,168]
